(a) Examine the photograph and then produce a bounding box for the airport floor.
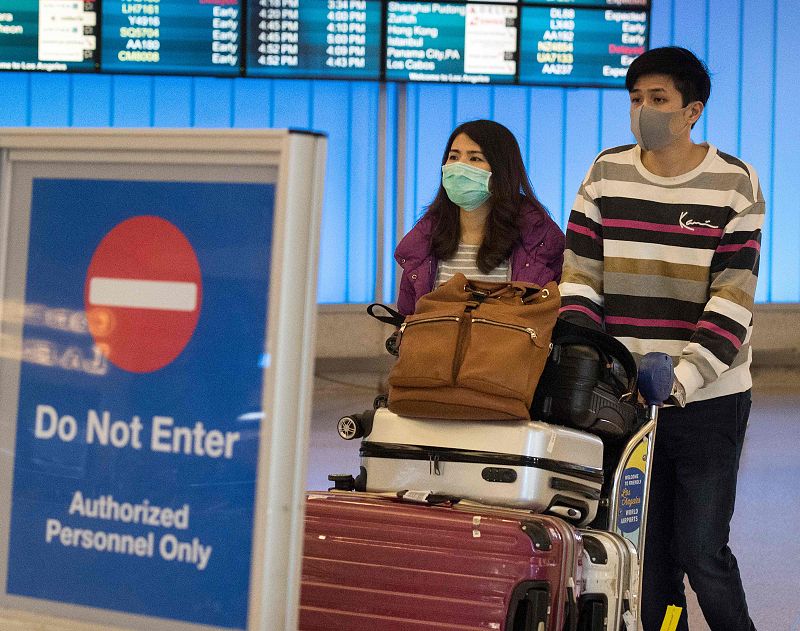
[307,369,800,631]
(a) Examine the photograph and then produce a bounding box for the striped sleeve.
[559,165,605,330]
[674,182,765,399]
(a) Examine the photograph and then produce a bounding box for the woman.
[395,119,564,316]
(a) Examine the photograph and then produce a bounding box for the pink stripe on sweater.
[605,317,743,349]
[604,218,724,237]
[605,316,697,330]
[717,239,761,254]
[560,304,602,324]
[567,221,600,241]
[697,321,743,349]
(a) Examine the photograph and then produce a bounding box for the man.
[559,46,762,631]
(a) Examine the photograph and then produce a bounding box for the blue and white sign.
[6,178,275,629]
[617,467,645,535]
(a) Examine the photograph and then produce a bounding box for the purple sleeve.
[395,269,416,316]
[541,221,566,285]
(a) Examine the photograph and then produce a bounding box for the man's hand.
[668,377,687,408]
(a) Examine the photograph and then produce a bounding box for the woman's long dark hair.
[425,119,549,273]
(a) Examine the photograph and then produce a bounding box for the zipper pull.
[526,328,537,340]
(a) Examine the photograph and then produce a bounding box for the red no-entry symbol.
[84,216,202,373]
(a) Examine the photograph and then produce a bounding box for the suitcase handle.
[566,579,579,631]
[395,489,461,506]
[506,582,549,631]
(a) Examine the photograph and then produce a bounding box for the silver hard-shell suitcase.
[579,529,640,631]
[339,406,605,525]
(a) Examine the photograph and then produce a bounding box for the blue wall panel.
[346,83,379,303]
[705,0,741,155]
[232,79,272,128]
[313,82,351,304]
[0,0,797,302]
[563,89,602,226]
[673,0,710,140]
[770,0,800,301]
[72,76,112,127]
[110,76,153,127]
[409,84,456,228]
[152,77,193,128]
[741,0,775,302]
[402,86,419,237]
[272,80,313,129]
[649,0,673,47]
[29,75,71,127]
[600,89,633,150]
[454,85,492,125]
[193,78,234,128]
[493,85,529,163]
[528,88,565,221]
[0,75,28,126]
[382,83,399,304]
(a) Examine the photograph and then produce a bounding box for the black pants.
[641,390,756,631]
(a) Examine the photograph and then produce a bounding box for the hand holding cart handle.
[637,352,675,412]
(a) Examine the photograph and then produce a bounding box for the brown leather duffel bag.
[388,273,560,420]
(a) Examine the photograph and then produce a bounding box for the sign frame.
[0,128,327,631]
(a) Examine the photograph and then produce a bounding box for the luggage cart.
[301,352,674,631]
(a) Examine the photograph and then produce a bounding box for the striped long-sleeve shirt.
[560,143,764,404]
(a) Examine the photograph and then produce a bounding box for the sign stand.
[0,128,326,631]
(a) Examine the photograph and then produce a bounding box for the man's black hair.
[625,46,712,106]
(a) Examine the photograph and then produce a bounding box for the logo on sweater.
[679,212,719,231]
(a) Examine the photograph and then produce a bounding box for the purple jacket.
[394,201,565,315]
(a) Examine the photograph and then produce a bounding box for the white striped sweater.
[559,143,765,403]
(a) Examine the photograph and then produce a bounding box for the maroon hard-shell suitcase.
[299,492,583,631]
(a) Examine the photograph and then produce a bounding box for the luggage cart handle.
[637,352,674,409]
[610,352,673,521]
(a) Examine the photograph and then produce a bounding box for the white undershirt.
[435,243,510,288]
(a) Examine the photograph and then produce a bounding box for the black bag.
[531,319,640,440]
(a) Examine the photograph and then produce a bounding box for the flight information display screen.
[0,0,650,85]
[101,0,242,76]
[528,0,648,6]
[384,1,518,84]
[245,0,382,80]
[0,0,99,72]
[518,5,648,86]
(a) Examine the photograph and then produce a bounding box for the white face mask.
[630,104,694,151]
[441,162,492,211]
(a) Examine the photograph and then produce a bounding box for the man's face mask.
[441,162,492,211]
[630,104,695,152]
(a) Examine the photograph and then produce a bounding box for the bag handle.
[555,334,628,393]
[465,280,550,305]
[367,303,405,327]
[552,319,638,394]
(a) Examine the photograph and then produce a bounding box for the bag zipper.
[398,315,460,339]
[472,317,538,341]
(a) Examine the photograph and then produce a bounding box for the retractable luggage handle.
[609,352,673,631]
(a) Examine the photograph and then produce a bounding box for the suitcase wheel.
[327,474,356,491]
[337,415,364,440]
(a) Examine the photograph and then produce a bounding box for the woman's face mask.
[441,162,492,211]
[630,103,695,151]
